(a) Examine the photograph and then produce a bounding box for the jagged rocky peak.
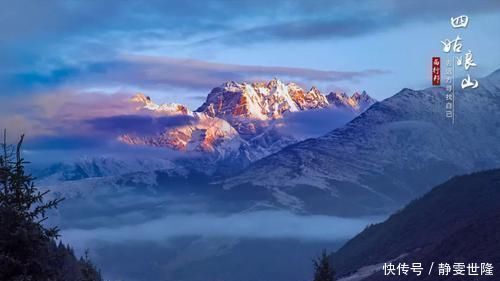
[326,92,349,105]
[196,81,264,120]
[326,90,376,111]
[286,82,304,93]
[220,81,246,92]
[197,79,333,121]
[351,90,376,104]
[303,86,330,110]
[131,93,191,115]
[266,77,281,89]
[121,80,377,161]
[119,123,240,154]
[288,84,328,110]
[222,69,500,215]
[119,111,241,154]
[131,93,152,104]
[123,93,244,154]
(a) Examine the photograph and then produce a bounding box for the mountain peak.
[351,90,376,105]
[350,91,368,100]
[351,91,361,98]
[198,79,376,121]
[198,78,302,121]
[121,78,380,165]
[290,86,328,110]
[131,93,191,115]
[219,81,244,91]
[326,91,376,111]
[267,77,283,88]
[308,86,320,93]
[131,93,152,105]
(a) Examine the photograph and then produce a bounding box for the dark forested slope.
[331,169,500,279]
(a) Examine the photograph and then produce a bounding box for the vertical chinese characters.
[445,15,479,89]
[432,57,441,86]
[439,15,479,124]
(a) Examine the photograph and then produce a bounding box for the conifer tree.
[0,131,103,281]
[312,250,336,281]
[0,132,63,280]
[80,250,102,281]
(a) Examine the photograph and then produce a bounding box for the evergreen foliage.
[312,250,336,281]
[0,132,102,281]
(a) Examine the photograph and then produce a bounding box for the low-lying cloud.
[277,107,357,139]
[61,211,384,247]
[86,114,195,136]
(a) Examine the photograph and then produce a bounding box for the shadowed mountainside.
[331,169,500,280]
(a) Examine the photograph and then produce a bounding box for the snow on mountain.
[119,113,242,154]
[33,78,379,200]
[350,91,377,111]
[196,79,374,139]
[131,93,191,115]
[195,79,302,139]
[197,79,302,122]
[33,80,380,208]
[291,86,330,110]
[34,154,184,185]
[121,93,244,155]
[119,81,376,168]
[326,90,376,112]
[244,125,298,162]
[120,93,282,171]
[222,70,500,215]
[196,78,368,125]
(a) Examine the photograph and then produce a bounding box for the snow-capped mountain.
[289,84,330,110]
[33,154,187,186]
[327,90,376,112]
[35,79,375,186]
[196,79,373,137]
[222,70,500,215]
[35,71,500,215]
[119,80,375,168]
[131,94,191,115]
[121,96,242,154]
[197,79,302,122]
[121,93,291,169]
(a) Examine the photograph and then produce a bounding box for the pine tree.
[0,132,63,281]
[312,250,336,281]
[0,131,104,281]
[80,250,103,281]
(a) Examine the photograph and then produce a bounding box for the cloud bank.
[61,211,384,247]
[5,55,388,94]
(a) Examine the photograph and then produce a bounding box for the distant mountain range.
[119,79,375,165]
[332,168,500,281]
[33,70,500,281]
[195,79,373,136]
[35,70,500,217]
[222,70,500,215]
[35,78,374,187]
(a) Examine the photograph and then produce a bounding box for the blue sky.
[1,0,500,140]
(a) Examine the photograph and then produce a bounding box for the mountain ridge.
[221,70,500,215]
[120,79,375,167]
[332,168,500,280]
